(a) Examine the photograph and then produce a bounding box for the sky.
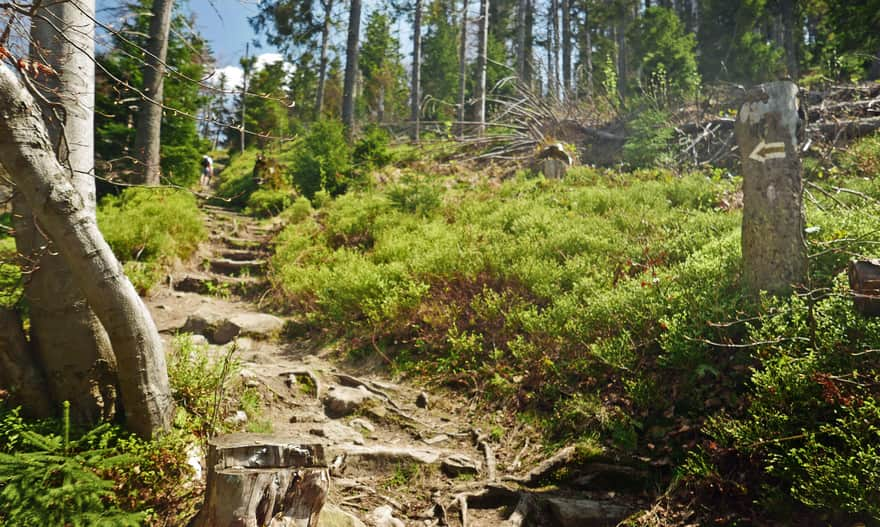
[95,0,409,90]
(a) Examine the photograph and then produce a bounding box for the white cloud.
[206,52,294,91]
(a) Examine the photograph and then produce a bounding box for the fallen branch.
[501,445,576,487]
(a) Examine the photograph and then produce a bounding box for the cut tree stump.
[848,259,880,315]
[196,433,329,527]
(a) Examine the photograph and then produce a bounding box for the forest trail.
[143,204,646,527]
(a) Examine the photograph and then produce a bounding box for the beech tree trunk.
[0,64,174,438]
[314,0,334,117]
[132,0,174,185]
[475,0,489,135]
[341,0,362,139]
[196,434,329,527]
[735,81,806,296]
[411,0,423,141]
[0,308,51,417]
[19,0,119,424]
[516,0,527,82]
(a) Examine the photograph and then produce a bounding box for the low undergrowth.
[98,187,205,293]
[268,143,880,522]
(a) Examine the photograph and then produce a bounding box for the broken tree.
[735,80,807,296]
[196,434,329,527]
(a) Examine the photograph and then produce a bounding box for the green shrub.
[98,188,205,291]
[246,189,295,217]
[290,119,354,199]
[280,196,314,224]
[838,132,880,178]
[214,148,261,208]
[622,108,676,168]
[353,126,392,171]
[386,174,442,216]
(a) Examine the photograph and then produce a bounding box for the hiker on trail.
[200,155,214,187]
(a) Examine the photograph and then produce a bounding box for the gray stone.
[441,453,481,477]
[339,445,442,469]
[544,497,632,527]
[349,418,375,433]
[323,385,379,418]
[423,434,449,445]
[309,421,364,445]
[181,309,284,345]
[225,410,248,426]
[317,504,366,527]
[369,505,405,527]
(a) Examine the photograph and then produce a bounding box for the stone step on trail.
[173,273,263,297]
[219,248,265,261]
[209,257,267,276]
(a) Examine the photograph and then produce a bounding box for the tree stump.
[735,81,807,296]
[848,260,880,316]
[196,433,329,527]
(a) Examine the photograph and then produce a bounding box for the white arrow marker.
[749,139,787,162]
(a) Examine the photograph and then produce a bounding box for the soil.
[144,203,649,527]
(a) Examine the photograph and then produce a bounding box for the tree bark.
[516,0,527,83]
[411,0,423,142]
[475,0,489,135]
[735,81,806,296]
[780,0,798,79]
[196,434,329,527]
[0,308,52,417]
[458,0,469,138]
[341,0,362,140]
[22,0,119,424]
[315,0,334,117]
[132,0,174,185]
[0,65,174,438]
[561,0,571,97]
[551,0,560,98]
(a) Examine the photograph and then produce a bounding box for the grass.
[267,132,880,522]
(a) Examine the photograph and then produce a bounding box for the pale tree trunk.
[525,0,534,88]
[0,65,174,438]
[315,0,334,117]
[736,81,806,296]
[132,0,174,185]
[561,0,571,97]
[583,4,593,100]
[411,0,423,142]
[458,0,469,138]
[475,0,489,135]
[616,3,628,103]
[341,0,361,139]
[19,0,119,424]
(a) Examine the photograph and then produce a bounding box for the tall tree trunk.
[240,43,251,153]
[551,0,560,99]
[475,0,489,135]
[0,65,174,439]
[315,0,334,117]
[21,0,119,424]
[780,0,798,79]
[616,4,628,103]
[516,0,527,82]
[411,0,423,142]
[132,0,174,186]
[584,5,593,100]
[458,0,469,138]
[341,0,362,139]
[525,0,534,88]
[561,0,571,97]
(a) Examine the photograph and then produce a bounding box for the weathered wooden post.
[735,81,807,296]
[195,434,329,527]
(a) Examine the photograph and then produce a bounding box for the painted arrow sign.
[749,139,787,162]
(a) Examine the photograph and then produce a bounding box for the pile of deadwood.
[444,81,880,169]
[678,82,880,169]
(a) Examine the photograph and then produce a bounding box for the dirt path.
[145,204,646,527]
